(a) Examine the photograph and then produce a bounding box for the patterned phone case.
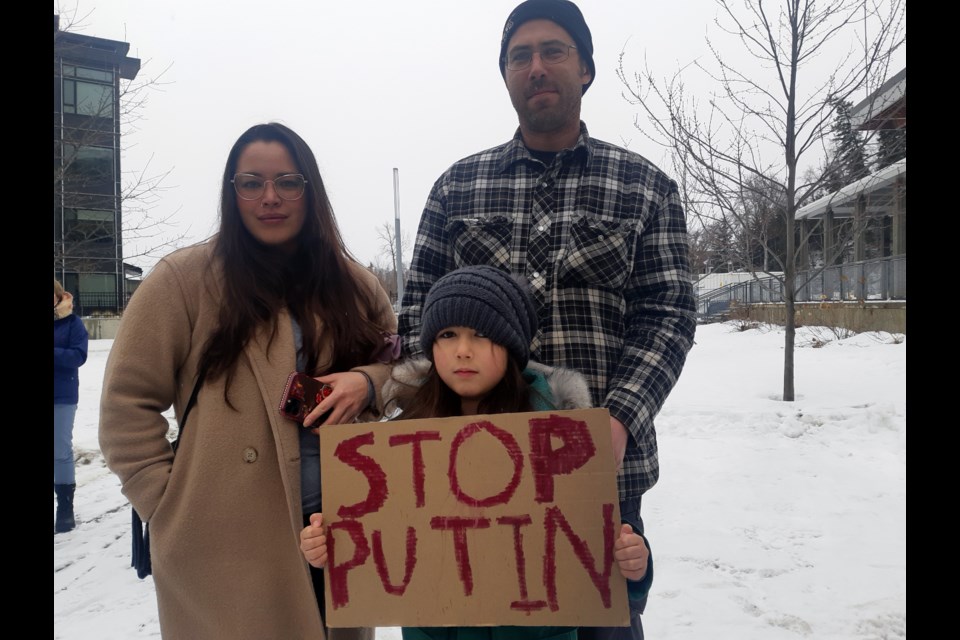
[278,372,333,424]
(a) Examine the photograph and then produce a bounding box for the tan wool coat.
[99,241,396,639]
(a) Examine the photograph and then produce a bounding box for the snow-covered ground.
[54,321,906,639]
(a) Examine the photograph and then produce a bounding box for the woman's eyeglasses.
[231,173,308,201]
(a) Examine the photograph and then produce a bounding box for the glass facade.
[55,20,141,315]
[61,65,115,118]
[62,145,115,193]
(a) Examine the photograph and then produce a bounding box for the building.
[795,68,906,274]
[698,68,906,330]
[54,14,141,315]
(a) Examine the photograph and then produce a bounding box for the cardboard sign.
[319,407,628,628]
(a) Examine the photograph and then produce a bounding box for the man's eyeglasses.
[504,43,577,71]
[231,173,308,201]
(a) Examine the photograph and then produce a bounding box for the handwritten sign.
[319,408,628,627]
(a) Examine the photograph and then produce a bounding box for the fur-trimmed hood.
[54,291,75,321]
[382,357,592,416]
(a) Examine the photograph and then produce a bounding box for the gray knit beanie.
[499,0,595,94]
[420,265,539,368]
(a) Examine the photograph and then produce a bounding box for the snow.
[54,321,906,639]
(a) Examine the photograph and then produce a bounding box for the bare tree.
[54,6,185,288]
[372,221,411,304]
[617,0,904,400]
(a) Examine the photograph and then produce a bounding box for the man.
[398,1,697,637]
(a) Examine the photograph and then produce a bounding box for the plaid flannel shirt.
[399,123,696,499]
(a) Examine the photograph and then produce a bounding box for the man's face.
[504,19,591,136]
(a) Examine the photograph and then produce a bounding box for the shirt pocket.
[445,215,513,271]
[558,216,636,289]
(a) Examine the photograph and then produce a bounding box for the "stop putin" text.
[325,414,618,613]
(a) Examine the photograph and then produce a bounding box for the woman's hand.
[302,371,371,431]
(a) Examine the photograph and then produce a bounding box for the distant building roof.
[796,158,905,220]
[850,68,905,130]
[54,14,141,80]
[798,68,906,221]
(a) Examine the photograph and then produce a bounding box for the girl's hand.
[302,371,371,430]
[614,523,648,581]
[299,513,328,569]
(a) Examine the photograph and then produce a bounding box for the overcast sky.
[54,0,904,272]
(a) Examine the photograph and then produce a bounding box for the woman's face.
[432,326,509,415]
[234,141,307,253]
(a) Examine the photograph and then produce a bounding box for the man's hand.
[610,417,628,472]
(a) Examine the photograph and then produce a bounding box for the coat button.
[243,447,258,463]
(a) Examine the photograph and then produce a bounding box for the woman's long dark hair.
[397,355,534,420]
[198,123,385,397]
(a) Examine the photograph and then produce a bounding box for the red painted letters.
[449,420,523,507]
[334,432,388,518]
[529,415,596,503]
[323,413,619,620]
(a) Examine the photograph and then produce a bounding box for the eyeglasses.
[231,173,308,201]
[504,43,577,70]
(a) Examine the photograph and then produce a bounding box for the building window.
[79,272,116,293]
[62,65,115,118]
[62,208,117,266]
[64,208,116,242]
[63,145,114,194]
[77,272,120,313]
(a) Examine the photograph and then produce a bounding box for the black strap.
[171,373,204,453]
[131,372,205,578]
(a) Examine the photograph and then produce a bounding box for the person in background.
[54,278,89,534]
[397,2,697,637]
[301,265,651,640]
[99,122,396,640]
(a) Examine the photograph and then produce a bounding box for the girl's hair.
[397,353,533,420]
[54,279,65,301]
[197,122,386,396]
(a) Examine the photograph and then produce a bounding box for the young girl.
[300,265,651,640]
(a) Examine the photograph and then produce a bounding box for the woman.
[301,266,652,640]
[99,122,396,640]
[54,278,89,534]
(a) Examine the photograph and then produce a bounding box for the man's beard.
[512,80,581,134]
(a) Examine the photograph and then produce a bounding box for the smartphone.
[279,372,333,426]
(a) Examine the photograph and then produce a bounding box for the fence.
[74,291,122,317]
[697,255,906,318]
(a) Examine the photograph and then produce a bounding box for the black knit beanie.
[499,0,595,94]
[420,265,539,368]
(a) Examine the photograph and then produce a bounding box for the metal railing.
[74,291,122,317]
[696,255,906,318]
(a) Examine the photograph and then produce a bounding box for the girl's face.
[432,326,508,415]
[234,141,307,254]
